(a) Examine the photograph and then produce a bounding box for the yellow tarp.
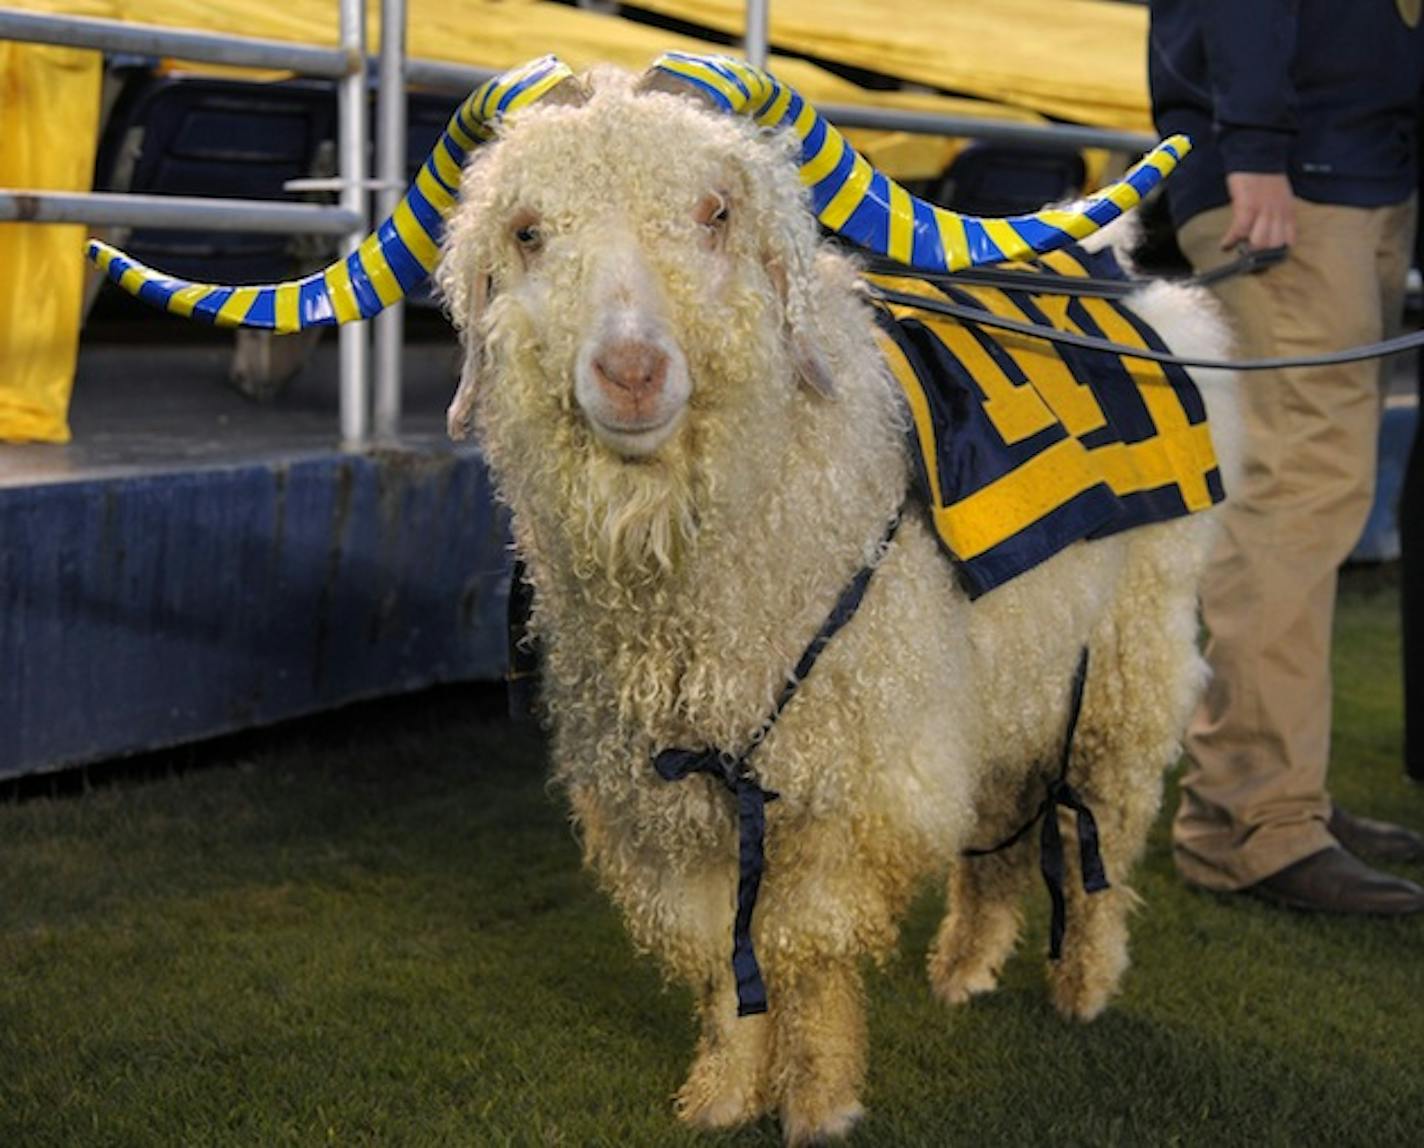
[636,0,1153,133]
[0,0,1055,442]
[1,35,103,442]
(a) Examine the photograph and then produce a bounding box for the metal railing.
[373,0,407,439]
[0,191,363,233]
[336,0,370,443]
[745,0,770,69]
[0,2,1156,446]
[0,8,353,74]
[0,4,385,443]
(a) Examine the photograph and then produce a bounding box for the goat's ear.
[766,254,836,400]
[446,272,490,441]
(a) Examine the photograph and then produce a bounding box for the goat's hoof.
[781,1099,864,1146]
[675,1065,764,1131]
[929,964,1001,1006]
[928,954,1002,1006]
[1049,941,1128,1022]
[1048,969,1115,1023]
[676,1085,762,1131]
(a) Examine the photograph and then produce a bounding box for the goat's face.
[438,71,823,465]
[566,212,696,459]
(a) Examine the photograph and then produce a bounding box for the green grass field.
[3,569,1422,1147]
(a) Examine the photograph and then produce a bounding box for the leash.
[861,245,1289,301]
[866,282,1424,372]
[653,506,904,1017]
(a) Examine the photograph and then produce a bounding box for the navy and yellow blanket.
[868,244,1225,599]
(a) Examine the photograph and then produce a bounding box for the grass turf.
[3,568,1422,1147]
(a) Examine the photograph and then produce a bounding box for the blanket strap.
[962,647,1110,960]
[653,507,904,1016]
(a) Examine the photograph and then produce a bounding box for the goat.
[88,54,1241,1146]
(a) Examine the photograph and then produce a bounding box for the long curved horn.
[86,55,581,331]
[645,52,1190,272]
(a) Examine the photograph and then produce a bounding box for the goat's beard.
[492,400,710,592]
[571,440,703,583]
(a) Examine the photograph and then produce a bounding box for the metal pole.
[0,190,361,232]
[403,57,493,91]
[373,0,407,440]
[337,0,370,446]
[396,56,1157,155]
[744,0,770,68]
[816,103,1157,155]
[398,56,1153,154]
[0,8,349,76]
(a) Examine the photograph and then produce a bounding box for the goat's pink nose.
[593,340,669,406]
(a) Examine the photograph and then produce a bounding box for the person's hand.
[1221,171,1296,252]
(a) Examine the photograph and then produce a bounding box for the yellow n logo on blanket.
[869,245,1223,597]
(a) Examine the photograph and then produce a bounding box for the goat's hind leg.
[928,805,1038,1007]
[1043,759,1160,1022]
[1046,556,1204,1021]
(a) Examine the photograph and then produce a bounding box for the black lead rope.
[962,647,1110,961]
[865,235,1424,375]
[861,244,1288,301]
[867,283,1424,373]
[653,508,904,1016]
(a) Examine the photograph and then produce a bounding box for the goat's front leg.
[768,958,868,1147]
[676,971,773,1130]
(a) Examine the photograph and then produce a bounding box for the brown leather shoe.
[1248,847,1424,915]
[1328,805,1424,864]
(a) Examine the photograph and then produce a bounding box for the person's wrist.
[1226,171,1292,188]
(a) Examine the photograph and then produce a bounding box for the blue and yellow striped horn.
[86,55,580,331]
[647,52,1190,272]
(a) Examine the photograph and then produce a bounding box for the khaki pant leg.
[1172,199,1413,890]
[1375,199,1417,372]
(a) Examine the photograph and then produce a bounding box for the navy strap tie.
[963,647,1110,960]
[652,508,904,1017]
[653,747,779,1016]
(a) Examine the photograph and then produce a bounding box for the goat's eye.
[509,211,545,258]
[695,192,731,237]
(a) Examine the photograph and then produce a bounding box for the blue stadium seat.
[94,75,339,284]
[405,91,455,178]
[931,141,1087,217]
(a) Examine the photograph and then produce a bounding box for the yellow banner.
[634,0,1152,133]
[0,39,103,443]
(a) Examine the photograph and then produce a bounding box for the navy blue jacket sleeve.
[1198,0,1301,174]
